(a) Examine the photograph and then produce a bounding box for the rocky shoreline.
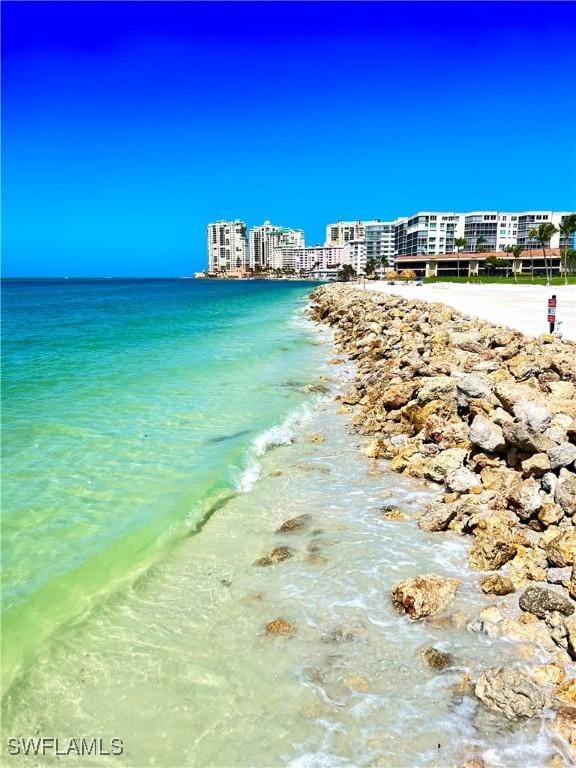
[309,283,576,763]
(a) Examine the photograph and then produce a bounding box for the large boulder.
[450,331,485,352]
[548,443,576,469]
[480,574,515,595]
[391,574,460,619]
[513,400,552,432]
[445,466,481,493]
[421,448,467,483]
[382,382,417,409]
[550,381,576,400]
[495,381,542,412]
[502,420,556,454]
[546,531,576,567]
[521,453,552,478]
[416,376,457,404]
[455,373,493,399]
[506,477,542,519]
[519,586,575,619]
[418,501,459,532]
[469,537,517,571]
[469,415,505,453]
[475,668,546,719]
[555,469,576,516]
[341,387,361,405]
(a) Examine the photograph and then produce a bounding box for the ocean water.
[2,278,324,694]
[1,279,559,766]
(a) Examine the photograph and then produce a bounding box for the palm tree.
[476,235,487,253]
[379,255,389,279]
[365,256,376,277]
[536,222,558,285]
[484,255,498,275]
[338,264,356,282]
[505,244,523,283]
[454,237,466,278]
[528,227,538,281]
[559,214,576,285]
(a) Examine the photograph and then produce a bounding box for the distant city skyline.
[206,210,574,279]
[3,1,575,277]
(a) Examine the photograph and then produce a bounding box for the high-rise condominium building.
[364,221,396,269]
[343,239,367,275]
[394,212,464,258]
[515,212,573,250]
[293,246,345,277]
[394,210,574,257]
[207,220,248,275]
[324,220,383,247]
[249,222,305,271]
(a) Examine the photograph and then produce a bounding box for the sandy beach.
[365,281,576,341]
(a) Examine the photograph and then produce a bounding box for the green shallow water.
[1,278,324,693]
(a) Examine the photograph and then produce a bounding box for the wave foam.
[233,402,319,493]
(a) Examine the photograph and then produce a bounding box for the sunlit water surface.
[2,279,559,766]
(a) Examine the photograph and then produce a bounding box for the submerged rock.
[474,667,546,719]
[265,618,295,636]
[276,514,312,533]
[391,574,460,619]
[253,546,294,567]
[380,507,409,521]
[321,627,355,644]
[420,645,453,671]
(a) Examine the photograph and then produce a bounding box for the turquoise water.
[2,280,557,766]
[1,278,323,693]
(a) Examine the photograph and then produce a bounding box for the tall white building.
[249,222,305,271]
[324,220,382,247]
[342,240,367,275]
[463,212,518,252]
[294,246,345,277]
[364,221,396,269]
[516,212,573,250]
[207,220,248,275]
[394,210,574,256]
[394,212,464,258]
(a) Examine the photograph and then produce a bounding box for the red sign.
[548,296,557,323]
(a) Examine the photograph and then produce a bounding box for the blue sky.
[2,1,575,277]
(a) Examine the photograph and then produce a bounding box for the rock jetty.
[309,284,576,746]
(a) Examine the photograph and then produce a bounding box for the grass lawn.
[424,275,576,286]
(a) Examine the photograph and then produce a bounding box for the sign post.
[548,295,557,333]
